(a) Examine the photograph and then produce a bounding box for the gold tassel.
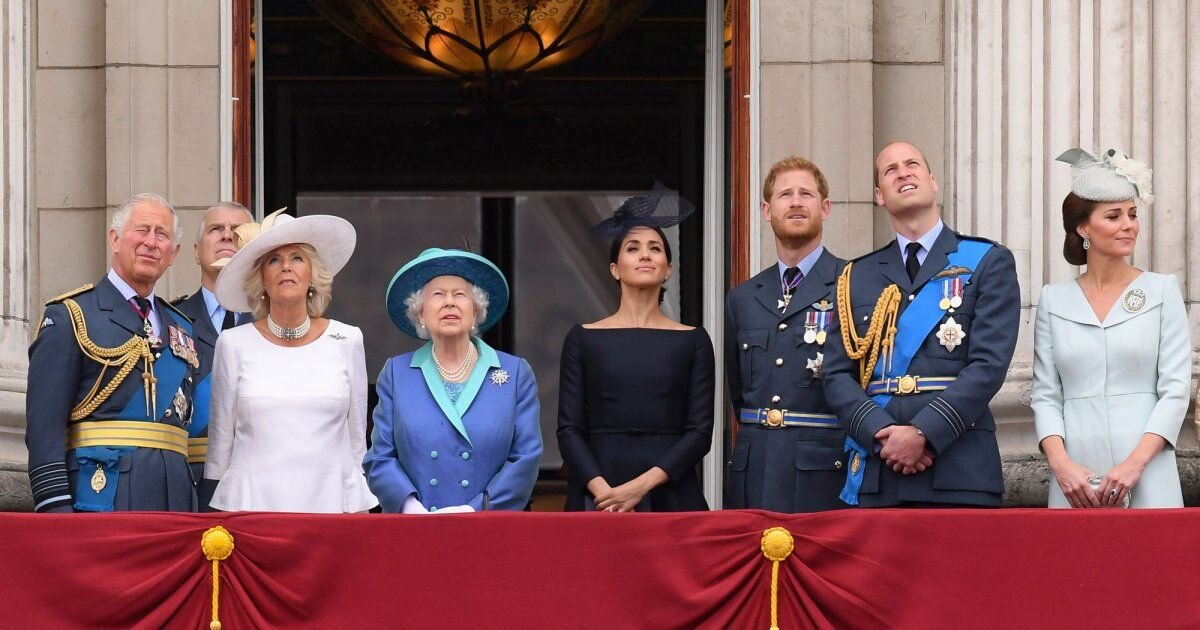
[760,527,795,630]
[201,526,235,630]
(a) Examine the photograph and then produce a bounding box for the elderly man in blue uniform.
[26,193,201,513]
[823,141,1019,508]
[725,156,849,512]
[171,201,252,510]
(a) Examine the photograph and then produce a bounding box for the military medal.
[1122,288,1146,313]
[803,312,818,344]
[90,464,106,493]
[939,277,964,310]
[172,388,189,424]
[807,352,824,378]
[779,268,804,312]
[811,300,833,345]
[937,316,966,351]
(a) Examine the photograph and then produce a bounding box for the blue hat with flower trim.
[385,248,510,338]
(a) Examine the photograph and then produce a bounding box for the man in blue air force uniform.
[26,193,201,513]
[823,142,1019,507]
[170,202,252,510]
[725,156,849,512]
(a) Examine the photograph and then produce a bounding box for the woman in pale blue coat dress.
[1033,149,1192,509]
[364,249,542,513]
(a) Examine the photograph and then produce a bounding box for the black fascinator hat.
[592,182,696,239]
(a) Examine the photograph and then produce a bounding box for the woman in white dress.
[1033,149,1192,509]
[202,209,378,513]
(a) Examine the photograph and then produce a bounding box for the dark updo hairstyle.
[1061,192,1101,265]
[609,225,672,304]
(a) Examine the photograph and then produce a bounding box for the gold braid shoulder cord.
[835,263,902,388]
[62,299,156,421]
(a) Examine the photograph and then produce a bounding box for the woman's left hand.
[1097,460,1143,508]
[594,480,649,513]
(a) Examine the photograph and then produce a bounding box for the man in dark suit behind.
[822,141,1020,507]
[172,201,252,510]
[725,156,849,512]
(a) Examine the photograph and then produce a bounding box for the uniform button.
[461,480,469,488]
[429,478,438,487]
[862,315,869,322]
[771,395,781,403]
[835,460,844,470]
[461,452,470,460]
[742,343,749,350]
[430,506,438,512]
[164,409,173,417]
[908,294,915,302]
[775,358,784,366]
[155,352,162,359]
[778,323,787,331]
[430,450,438,459]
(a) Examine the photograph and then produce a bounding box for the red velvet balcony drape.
[2,509,1197,628]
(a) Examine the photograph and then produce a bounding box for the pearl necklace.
[433,343,475,382]
[267,314,311,340]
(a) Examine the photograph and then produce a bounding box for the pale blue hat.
[385,248,509,338]
[1056,148,1154,203]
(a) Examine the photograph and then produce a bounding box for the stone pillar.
[0,0,32,508]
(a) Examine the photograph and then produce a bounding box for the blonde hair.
[762,156,830,202]
[243,243,334,320]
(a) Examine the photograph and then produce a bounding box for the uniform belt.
[739,408,839,429]
[187,437,207,464]
[66,421,189,457]
[866,375,957,396]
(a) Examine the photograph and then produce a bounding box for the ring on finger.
[1110,488,1119,498]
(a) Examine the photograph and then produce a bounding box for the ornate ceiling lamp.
[308,0,654,101]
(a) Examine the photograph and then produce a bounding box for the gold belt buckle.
[765,409,784,427]
[897,375,918,395]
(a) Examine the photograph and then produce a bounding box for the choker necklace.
[267,314,311,340]
[433,343,475,382]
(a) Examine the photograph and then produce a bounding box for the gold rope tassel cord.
[62,299,156,420]
[835,264,902,388]
[202,526,235,630]
[760,527,795,630]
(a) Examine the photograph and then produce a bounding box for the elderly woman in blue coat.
[364,248,542,513]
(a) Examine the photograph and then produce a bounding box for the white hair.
[111,192,183,243]
[404,282,490,340]
[195,201,253,245]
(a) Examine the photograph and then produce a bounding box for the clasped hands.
[591,478,649,513]
[875,425,934,475]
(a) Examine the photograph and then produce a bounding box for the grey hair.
[111,192,183,243]
[404,282,490,340]
[243,243,335,320]
[195,201,253,245]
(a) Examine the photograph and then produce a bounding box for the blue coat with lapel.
[26,277,200,512]
[822,229,1019,507]
[364,339,543,512]
[724,249,849,512]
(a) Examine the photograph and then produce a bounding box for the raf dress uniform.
[171,288,247,510]
[725,247,849,512]
[822,222,1019,507]
[26,272,201,512]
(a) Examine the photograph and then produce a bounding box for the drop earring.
[1082,236,1091,250]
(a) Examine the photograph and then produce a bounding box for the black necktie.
[221,309,236,331]
[905,242,922,282]
[131,296,151,319]
[782,266,802,292]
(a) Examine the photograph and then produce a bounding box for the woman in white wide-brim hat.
[202,209,378,513]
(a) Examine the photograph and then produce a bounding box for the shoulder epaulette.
[45,284,94,305]
[169,293,191,305]
[957,232,1000,246]
[850,240,896,264]
[160,298,193,324]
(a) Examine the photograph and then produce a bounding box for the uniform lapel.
[751,266,786,316]
[911,228,957,291]
[182,291,219,351]
[878,241,912,292]
[96,277,146,337]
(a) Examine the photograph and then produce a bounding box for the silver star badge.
[937,317,966,352]
[490,369,510,386]
[807,352,824,378]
